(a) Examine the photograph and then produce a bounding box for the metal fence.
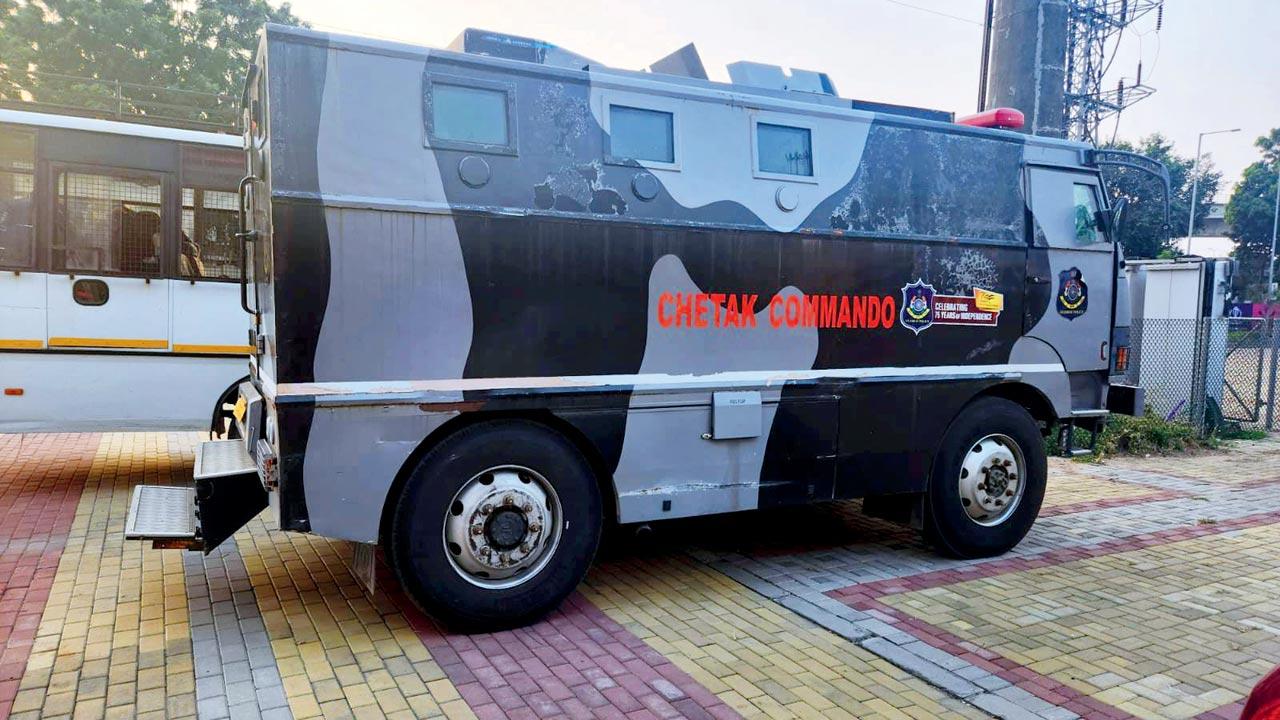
[1116,317,1280,434]
[0,68,238,133]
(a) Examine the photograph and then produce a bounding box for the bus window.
[179,145,243,281]
[180,187,239,280]
[0,129,35,268]
[52,170,163,275]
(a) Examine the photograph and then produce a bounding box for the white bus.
[0,109,249,433]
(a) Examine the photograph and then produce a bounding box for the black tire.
[923,397,1047,558]
[390,420,603,631]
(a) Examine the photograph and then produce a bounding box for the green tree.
[1224,129,1280,300]
[0,0,303,129]
[1100,134,1221,259]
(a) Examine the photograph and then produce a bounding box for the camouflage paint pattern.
[244,25,1116,542]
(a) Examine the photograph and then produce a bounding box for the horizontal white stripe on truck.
[269,363,1064,406]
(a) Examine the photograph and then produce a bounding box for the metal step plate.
[194,439,256,480]
[125,485,196,539]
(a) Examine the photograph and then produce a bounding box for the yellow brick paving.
[1041,460,1167,511]
[1108,434,1280,485]
[882,523,1280,720]
[584,554,990,720]
[233,515,471,720]
[9,433,198,720]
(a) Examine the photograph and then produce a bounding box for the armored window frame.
[605,104,678,168]
[601,93,682,172]
[751,115,818,184]
[423,73,518,156]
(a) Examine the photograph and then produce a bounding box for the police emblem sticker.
[1056,267,1088,320]
[900,279,936,334]
[900,280,1003,334]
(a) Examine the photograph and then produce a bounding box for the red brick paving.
[1036,486,1187,517]
[0,433,99,719]
[379,558,738,720]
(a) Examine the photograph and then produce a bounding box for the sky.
[285,0,1278,202]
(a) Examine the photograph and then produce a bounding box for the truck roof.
[262,23,1089,159]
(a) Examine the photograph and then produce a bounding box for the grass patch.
[1048,410,1217,461]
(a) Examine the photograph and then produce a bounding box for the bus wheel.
[390,420,602,630]
[210,377,246,439]
[923,397,1046,558]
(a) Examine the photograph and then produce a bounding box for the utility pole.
[1185,128,1240,255]
[984,0,1069,137]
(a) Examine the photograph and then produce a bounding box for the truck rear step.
[124,440,267,552]
[125,485,199,548]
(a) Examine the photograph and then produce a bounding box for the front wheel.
[923,397,1047,558]
[390,420,602,630]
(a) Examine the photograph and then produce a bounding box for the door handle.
[1027,275,1050,285]
[237,174,259,317]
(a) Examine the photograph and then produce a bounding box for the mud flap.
[195,471,269,553]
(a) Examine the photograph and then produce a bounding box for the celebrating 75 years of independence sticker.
[900,279,1004,335]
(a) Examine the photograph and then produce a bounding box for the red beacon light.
[956,107,1025,131]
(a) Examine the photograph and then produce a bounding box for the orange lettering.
[803,295,820,327]
[710,293,726,326]
[676,292,694,327]
[769,296,785,328]
[852,296,867,328]
[658,292,675,328]
[881,295,896,328]
[837,296,852,328]
[744,295,759,327]
[694,293,710,328]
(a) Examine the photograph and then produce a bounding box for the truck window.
[608,105,675,163]
[52,170,163,276]
[757,122,813,177]
[1072,182,1108,245]
[431,83,509,146]
[0,129,35,269]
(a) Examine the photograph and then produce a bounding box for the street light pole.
[1186,128,1242,255]
[1269,161,1279,296]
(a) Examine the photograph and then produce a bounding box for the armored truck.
[126,25,1146,629]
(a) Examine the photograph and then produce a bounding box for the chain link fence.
[1116,317,1280,435]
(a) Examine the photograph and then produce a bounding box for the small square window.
[431,83,509,146]
[757,123,813,177]
[609,105,675,164]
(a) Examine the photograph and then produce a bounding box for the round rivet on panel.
[458,155,491,188]
[775,185,799,212]
[631,172,660,201]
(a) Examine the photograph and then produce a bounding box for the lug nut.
[529,523,541,533]
[481,504,492,515]
[994,499,1004,506]
[976,483,986,491]
[1006,490,1014,497]
[522,503,533,512]
[503,496,515,506]
[471,526,483,535]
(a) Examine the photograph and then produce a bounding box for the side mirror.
[1096,197,1127,237]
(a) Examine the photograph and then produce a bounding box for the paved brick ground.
[1,432,1278,720]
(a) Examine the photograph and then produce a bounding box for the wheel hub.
[485,507,529,550]
[957,434,1025,526]
[443,467,560,588]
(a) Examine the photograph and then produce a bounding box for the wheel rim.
[442,465,563,589]
[957,433,1026,527]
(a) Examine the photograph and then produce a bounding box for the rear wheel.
[391,420,602,630]
[923,397,1046,558]
[209,377,247,439]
